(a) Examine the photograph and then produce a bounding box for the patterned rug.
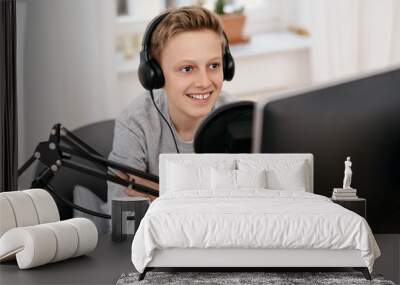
[117,271,396,285]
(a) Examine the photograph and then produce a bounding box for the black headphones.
[138,11,235,91]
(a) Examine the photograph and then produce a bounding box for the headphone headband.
[141,12,231,57]
[141,12,170,53]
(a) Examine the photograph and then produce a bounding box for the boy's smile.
[186,90,212,102]
[160,29,224,134]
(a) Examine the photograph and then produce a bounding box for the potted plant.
[214,0,248,44]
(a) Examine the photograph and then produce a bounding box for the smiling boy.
[105,6,235,207]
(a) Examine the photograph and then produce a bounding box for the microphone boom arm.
[18,123,159,219]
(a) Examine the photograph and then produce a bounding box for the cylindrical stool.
[111,197,149,242]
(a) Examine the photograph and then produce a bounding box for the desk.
[0,235,133,285]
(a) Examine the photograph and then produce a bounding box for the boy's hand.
[115,171,158,202]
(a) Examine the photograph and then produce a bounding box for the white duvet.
[131,190,380,273]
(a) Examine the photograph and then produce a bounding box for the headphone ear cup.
[138,52,165,90]
[138,58,154,91]
[223,52,235,81]
[148,59,165,89]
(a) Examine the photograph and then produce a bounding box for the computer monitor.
[253,65,400,234]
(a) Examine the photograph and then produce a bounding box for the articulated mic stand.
[18,123,159,219]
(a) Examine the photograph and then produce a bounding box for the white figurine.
[342,156,353,189]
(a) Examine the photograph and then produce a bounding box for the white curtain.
[309,0,400,84]
[18,0,116,187]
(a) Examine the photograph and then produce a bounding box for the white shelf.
[230,32,311,58]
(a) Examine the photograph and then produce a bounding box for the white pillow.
[238,159,308,191]
[266,166,306,191]
[236,169,267,189]
[167,162,211,191]
[211,169,267,190]
[165,159,236,193]
[211,168,236,190]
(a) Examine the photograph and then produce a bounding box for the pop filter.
[194,101,255,153]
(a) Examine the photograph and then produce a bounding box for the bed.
[131,154,380,280]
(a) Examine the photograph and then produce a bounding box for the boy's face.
[160,29,224,122]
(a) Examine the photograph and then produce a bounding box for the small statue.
[342,156,353,189]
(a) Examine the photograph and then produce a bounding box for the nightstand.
[331,198,367,219]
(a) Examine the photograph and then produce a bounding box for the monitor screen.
[253,65,400,234]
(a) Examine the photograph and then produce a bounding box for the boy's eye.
[180,66,193,73]
[209,63,221,70]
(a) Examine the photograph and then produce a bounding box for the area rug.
[116,271,396,285]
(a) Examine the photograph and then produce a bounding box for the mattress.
[131,190,380,273]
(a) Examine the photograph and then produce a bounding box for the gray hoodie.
[103,89,236,212]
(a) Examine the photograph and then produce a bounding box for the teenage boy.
[106,6,236,208]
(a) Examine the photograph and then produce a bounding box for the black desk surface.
[0,235,133,285]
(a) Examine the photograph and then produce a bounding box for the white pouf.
[0,196,17,237]
[24,188,60,223]
[0,189,60,237]
[0,218,98,269]
[0,191,40,227]
[0,189,98,269]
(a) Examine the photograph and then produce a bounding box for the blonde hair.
[150,6,226,62]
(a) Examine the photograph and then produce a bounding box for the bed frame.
[138,154,372,281]
[139,248,371,280]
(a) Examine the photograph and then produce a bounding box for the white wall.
[17,0,116,186]
[309,0,400,84]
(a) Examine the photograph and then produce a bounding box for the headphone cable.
[149,89,180,153]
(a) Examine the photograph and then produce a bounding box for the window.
[185,0,302,35]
